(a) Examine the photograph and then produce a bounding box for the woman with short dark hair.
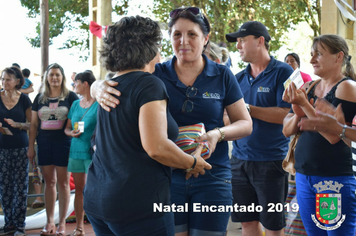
[91,7,253,235]
[83,15,211,236]
[0,67,31,236]
[64,71,97,236]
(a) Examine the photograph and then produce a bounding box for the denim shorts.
[170,166,232,236]
[230,158,288,231]
[37,135,70,167]
[87,211,174,236]
[296,173,356,236]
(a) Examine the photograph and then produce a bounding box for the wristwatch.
[186,155,197,172]
[214,127,225,142]
[246,103,251,114]
[339,125,347,140]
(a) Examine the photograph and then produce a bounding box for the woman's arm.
[3,107,32,130]
[64,118,81,138]
[27,110,38,162]
[139,99,211,177]
[194,98,252,158]
[283,82,341,143]
[223,98,253,140]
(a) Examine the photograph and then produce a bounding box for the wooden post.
[40,0,49,78]
[89,0,112,80]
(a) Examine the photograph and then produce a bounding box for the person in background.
[83,15,212,236]
[27,63,78,236]
[11,63,21,69]
[204,41,231,126]
[91,7,252,235]
[0,67,32,236]
[226,21,294,236]
[20,68,34,95]
[64,71,98,236]
[284,53,312,84]
[282,34,356,235]
[71,72,77,91]
[204,41,230,65]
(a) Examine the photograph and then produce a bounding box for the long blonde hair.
[39,63,69,103]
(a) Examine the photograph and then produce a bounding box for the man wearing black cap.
[226,21,293,236]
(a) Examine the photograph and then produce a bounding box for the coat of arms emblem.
[311,181,346,230]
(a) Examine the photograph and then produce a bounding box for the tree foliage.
[19,0,129,60]
[152,0,321,55]
[19,0,320,60]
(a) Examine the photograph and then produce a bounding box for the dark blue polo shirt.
[154,54,243,168]
[232,56,293,161]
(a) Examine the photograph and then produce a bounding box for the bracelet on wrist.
[339,124,347,140]
[19,123,23,130]
[246,103,251,114]
[186,154,197,172]
[214,127,225,142]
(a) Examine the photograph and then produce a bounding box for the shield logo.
[315,193,342,224]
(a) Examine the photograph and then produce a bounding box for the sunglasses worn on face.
[182,86,198,113]
[170,7,204,20]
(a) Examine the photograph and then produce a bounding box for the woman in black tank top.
[282,34,356,236]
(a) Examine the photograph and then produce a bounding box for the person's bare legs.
[41,165,57,232]
[56,166,70,235]
[241,221,285,236]
[34,183,43,201]
[265,228,285,236]
[241,221,263,236]
[72,172,87,234]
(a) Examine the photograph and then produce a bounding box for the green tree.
[20,0,320,60]
[19,0,129,60]
[152,0,321,56]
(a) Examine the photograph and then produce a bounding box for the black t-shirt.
[32,91,78,139]
[0,93,32,149]
[295,78,356,176]
[84,71,178,223]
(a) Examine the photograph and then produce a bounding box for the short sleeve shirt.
[32,91,78,139]
[232,56,293,161]
[84,71,178,224]
[67,100,98,160]
[21,78,33,89]
[154,54,243,168]
[0,93,32,149]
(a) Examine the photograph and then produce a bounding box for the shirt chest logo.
[202,92,220,99]
[257,86,270,93]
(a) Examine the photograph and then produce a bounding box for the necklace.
[81,99,94,109]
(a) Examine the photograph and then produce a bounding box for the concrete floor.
[24,219,243,236]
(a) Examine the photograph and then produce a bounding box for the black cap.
[226,21,271,42]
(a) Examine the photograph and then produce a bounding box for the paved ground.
[24,219,243,236]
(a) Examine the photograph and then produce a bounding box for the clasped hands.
[282,82,312,117]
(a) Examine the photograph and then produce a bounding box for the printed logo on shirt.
[257,86,270,93]
[202,92,220,99]
[311,181,345,231]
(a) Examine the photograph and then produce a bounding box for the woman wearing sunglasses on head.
[83,15,212,236]
[91,7,252,236]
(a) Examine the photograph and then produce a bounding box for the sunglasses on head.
[169,7,204,20]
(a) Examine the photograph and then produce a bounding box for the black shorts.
[37,135,70,167]
[230,157,288,231]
